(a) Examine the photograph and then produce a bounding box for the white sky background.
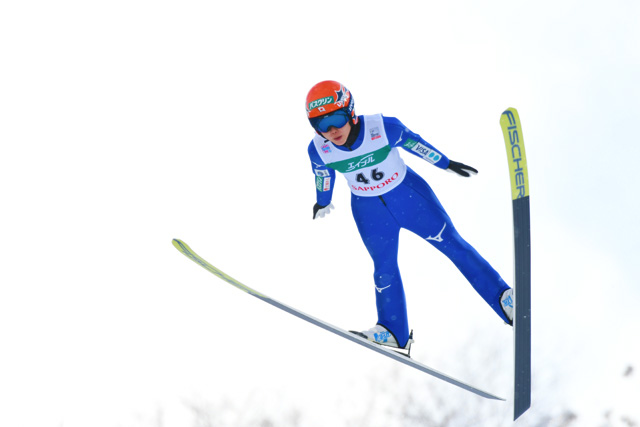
[1,0,639,426]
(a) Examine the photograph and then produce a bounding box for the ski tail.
[500,108,532,420]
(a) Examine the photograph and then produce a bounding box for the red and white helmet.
[305,80,358,132]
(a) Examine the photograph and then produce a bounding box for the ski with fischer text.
[172,238,504,401]
[500,107,532,420]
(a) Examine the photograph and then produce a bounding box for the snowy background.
[1,0,639,426]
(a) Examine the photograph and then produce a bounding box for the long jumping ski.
[172,238,504,401]
[500,107,532,420]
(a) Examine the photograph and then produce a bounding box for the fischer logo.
[351,172,400,192]
[346,153,375,172]
[503,110,527,198]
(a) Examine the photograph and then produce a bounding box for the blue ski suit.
[308,114,511,347]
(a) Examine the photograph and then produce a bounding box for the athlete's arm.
[383,116,450,169]
[383,116,477,177]
[308,141,336,216]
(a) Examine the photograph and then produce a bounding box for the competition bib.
[313,114,406,197]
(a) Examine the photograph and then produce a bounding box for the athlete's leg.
[391,169,512,323]
[351,194,411,347]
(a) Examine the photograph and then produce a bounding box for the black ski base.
[513,196,531,420]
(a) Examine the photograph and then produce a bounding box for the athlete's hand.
[313,203,334,219]
[447,160,478,177]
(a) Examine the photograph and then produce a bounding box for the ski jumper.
[308,114,511,347]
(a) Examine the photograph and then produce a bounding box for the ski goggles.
[309,109,351,133]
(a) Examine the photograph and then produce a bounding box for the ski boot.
[500,288,514,325]
[350,324,414,357]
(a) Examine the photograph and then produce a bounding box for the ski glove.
[447,160,478,177]
[313,203,334,219]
